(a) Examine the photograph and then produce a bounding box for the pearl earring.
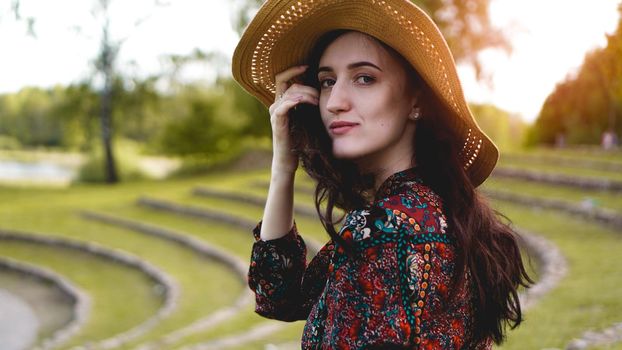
[410,109,421,121]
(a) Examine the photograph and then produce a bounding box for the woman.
[232,0,532,349]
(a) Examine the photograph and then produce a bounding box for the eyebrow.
[318,61,383,73]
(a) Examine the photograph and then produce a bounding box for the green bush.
[0,135,22,150]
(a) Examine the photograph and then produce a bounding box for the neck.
[356,152,416,193]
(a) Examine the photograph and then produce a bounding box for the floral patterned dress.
[248,167,492,349]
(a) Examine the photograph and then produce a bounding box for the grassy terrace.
[0,240,159,346]
[483,177,622,213]
[506,148,622,164]
[0,179,247,348]
[496,160,622,182]
[492,202,622,350]
[1,149,621,349]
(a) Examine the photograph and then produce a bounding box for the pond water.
[0,160,76,184]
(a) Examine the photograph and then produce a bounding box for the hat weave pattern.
[234,0,496,187]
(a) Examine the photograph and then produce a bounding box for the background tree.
[529,4,622,146]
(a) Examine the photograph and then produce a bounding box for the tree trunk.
[100,18,118,184]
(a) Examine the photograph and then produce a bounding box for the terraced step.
[514,229,567,310]
[566,322,622,349]
[192,186,318,219]
[137,196,323,254]
[490,201,622,349]
[137,197,257,231]
[0,229,175,349]
[492,167,622,192]
[482,177,622,213]
[483,189,622,231]
[0,257,88,350]
[501,153,622,173]
[79,211,255,349]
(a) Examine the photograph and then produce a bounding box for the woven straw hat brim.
[232,0,499,187]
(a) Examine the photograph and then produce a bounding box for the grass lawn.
[493,201,622,350]
[1,162,622,349]
[506,148,622,164]
[0,240,160,346]
[496,161,622,182]
[0,175,252,348]
[483,177,622,213]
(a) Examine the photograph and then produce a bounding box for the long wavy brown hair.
[288,30,533,345]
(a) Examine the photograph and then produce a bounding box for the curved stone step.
[177,321,285,350]
[483,189,622,231]
[0,288,39,350]
[501,154,622,174]
[492,167,622,192]
[79,211,255,349]
[137,197,257,231]
[0,257,90,350]
[566,322,622,349]
[136,196,323,254]
[0,229,179,350]
[514,228,568,310]
[192,186,318,219]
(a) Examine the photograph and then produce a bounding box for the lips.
[329,121,359,135]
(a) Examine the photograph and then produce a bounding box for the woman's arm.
[259,168,296,240]
[259,65,318,240]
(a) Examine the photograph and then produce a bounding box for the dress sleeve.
[248,221,332,321]
[316,193,478,349]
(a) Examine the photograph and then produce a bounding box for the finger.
[271,98,302,124]
[274,65,308,96]
[286,84,319,99]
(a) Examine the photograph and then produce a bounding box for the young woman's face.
[317,31,419,171]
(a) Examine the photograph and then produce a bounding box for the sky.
[0,0,620,123]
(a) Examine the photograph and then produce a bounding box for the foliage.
[471,103,528,151]
[530,5,622,146]
[77,139,146,183]
[0,135,22,150]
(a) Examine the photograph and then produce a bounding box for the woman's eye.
[356,75,375,84]
[319,78,335,89]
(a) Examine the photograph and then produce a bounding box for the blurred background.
[0,0,621,349]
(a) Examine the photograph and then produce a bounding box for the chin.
[331,148,365,161]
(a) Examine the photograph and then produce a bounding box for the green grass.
[497,159,622,182]
[493,201,622,349]
[0,175,258,348]
[509,148,622,164]
[483,177,622,213]
[173,304,304,348]
[2,153,622,349]
[0,241,160,346]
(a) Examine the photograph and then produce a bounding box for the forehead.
[318,31,395,68]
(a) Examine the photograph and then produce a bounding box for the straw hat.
[232,0,499,187]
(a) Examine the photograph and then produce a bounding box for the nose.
[325,80,351,115]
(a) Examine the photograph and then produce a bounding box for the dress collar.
[374,166,423,200]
